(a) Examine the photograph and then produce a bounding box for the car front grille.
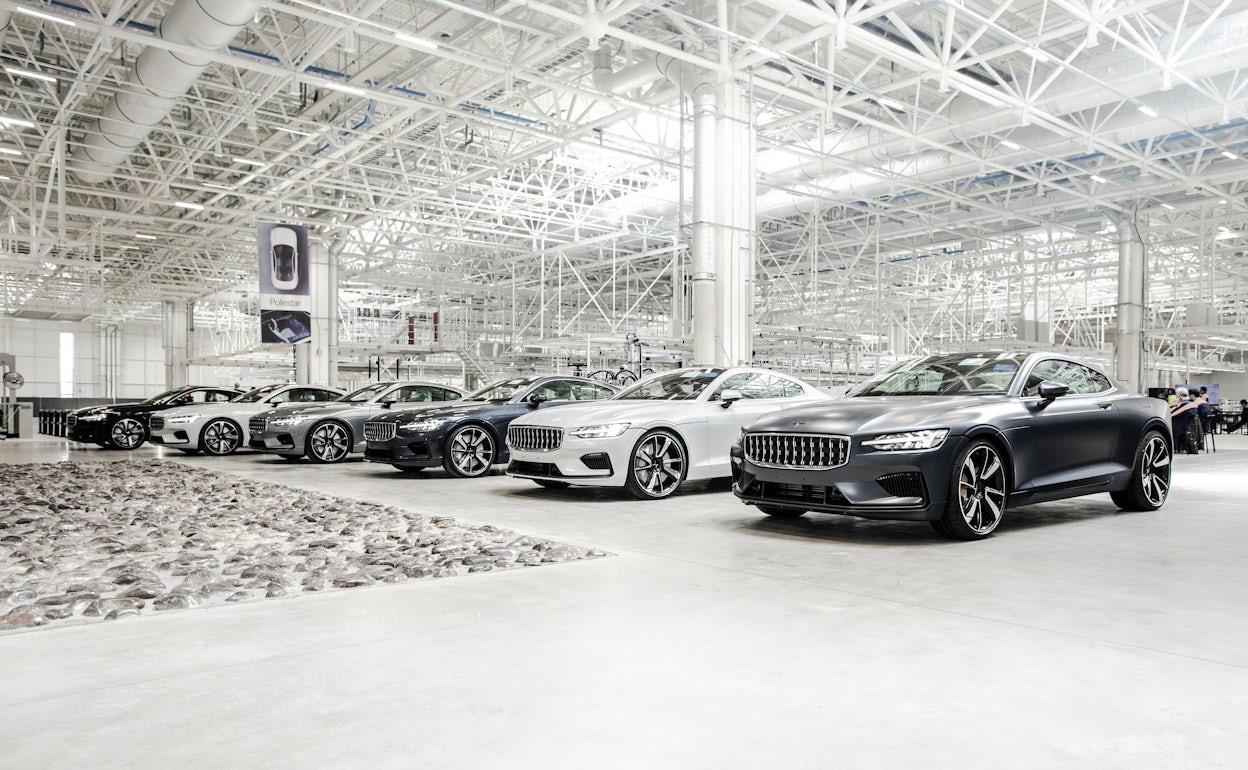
[249,416,267,434]
[364,422,396,442]
[149,416,165,430]
[507,425,563,451]
[743,433,849,469]
[67,414,77,429]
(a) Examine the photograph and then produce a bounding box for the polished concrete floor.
[2,433,1246,768]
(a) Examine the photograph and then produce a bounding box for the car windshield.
[464,378,539,402]
[614,369,724,400]
[852,353,1025,396]
[149,388,191,404]
[233,383,284,403]
[342,382,396,403]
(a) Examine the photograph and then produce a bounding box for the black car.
[731,351,1173,540]
[67,386,242,450]
[363,376,617,477]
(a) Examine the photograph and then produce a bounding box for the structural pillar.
[689,88,718,367]
[162,301,189,389]
[1115,215,1146,393]
[295,242,334,385]
[714,80,756,366]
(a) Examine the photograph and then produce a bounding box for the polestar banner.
[258,222,312,344]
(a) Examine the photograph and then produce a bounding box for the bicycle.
[587,366,653,386]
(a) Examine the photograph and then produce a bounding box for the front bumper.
[149,426,193,446]
[505,431,637,487]
[364,432,450,468]
[67,421,108,443]
[249,431,300,452]
[730,439,962,521]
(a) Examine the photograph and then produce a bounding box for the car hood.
[744,395,1008,435]
[366,401,506,424]
[508,399,708,429]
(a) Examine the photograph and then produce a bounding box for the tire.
[624,429,687,500]
[1109,430,1171,511]
[109,418,147,450]
[757,504,806,518]
[200,418,242,456]
[306,421,351,463]
[443,425,496,478]
[392,465,425,474]
[937,439,1008,540]
[616,371,638,385]
[533,479,570,489]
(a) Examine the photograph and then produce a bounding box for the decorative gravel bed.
[0,460,608,633]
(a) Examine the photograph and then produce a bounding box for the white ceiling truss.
[3,0,1248,380]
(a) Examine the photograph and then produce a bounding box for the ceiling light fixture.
[14,7,77,26]
[1137,105,1159,118]
[878,97,907,111]
[5,66,58,84]
[0,147,23,156]
[1221,151,1237,160]
[1000,139,1021,150]
[394,32,439,51]
[0,115,36,129]
[134,233,158,240]
[0,175,11,181]
[202,182,236,191]
[323,80,365,96]
[1090,174,1107,183]
[232,156,268,168]
[1160,202,1175,210]
[1025,48,1051,63]
[174,201,205,211]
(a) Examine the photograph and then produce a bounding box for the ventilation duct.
[70,0,264,184]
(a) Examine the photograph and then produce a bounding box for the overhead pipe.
[70,0,264,184]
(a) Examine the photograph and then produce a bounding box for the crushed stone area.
[0,459,609,633]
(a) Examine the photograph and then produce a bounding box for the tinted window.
[712,372,803,401]
[235,384,284,403]
[1024,360,1113,396]
[433,388,462,401]
[854,353,1024,396]
[615,369,724,400]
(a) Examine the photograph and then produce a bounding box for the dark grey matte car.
[732,351,1173,540]
[248,381,467,463]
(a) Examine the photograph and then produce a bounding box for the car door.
[703,373,809,474]
[1017,359,1120,490]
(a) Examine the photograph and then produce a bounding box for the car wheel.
[1109,429,1171,511]
[200,418,242,456]
[625,429,687,500]
[392,465,425,474]
[937,439,1008,540]
[306,421,351,463]
[534,479,570,489]
[109,418,147,450]
[444,425,495,478]
[757,504,806,518]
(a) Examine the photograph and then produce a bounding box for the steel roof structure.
[2,0,1247,381]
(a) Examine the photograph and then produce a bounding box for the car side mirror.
[1037,381,1069,402]
[528,393,548,408]
[720,389,743,408]
[381,399,396,409]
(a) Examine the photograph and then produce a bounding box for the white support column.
[162,301,189,389]
[1115,215,1146,393]
[690,88,718,366]
[714,81,756,366]
[295,242,333,385]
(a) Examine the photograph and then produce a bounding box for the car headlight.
[270,414,312,427]
[164,413,201,425]
[400,416,447,432]
[862,429,949,451]
[78,412,110,422]
[569,423,631,439]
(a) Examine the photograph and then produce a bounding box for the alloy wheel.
[308,422,350,463]
[109,418,146,450]
[201,419,241,455]
[627,431,686,499]
[956,444,1006,535]
[446,426,494,477]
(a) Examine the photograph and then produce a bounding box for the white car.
[149,382,346,456]
[269,226,300,291]
[505,367,831,499]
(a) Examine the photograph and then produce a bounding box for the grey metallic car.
[248,380,467,463]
